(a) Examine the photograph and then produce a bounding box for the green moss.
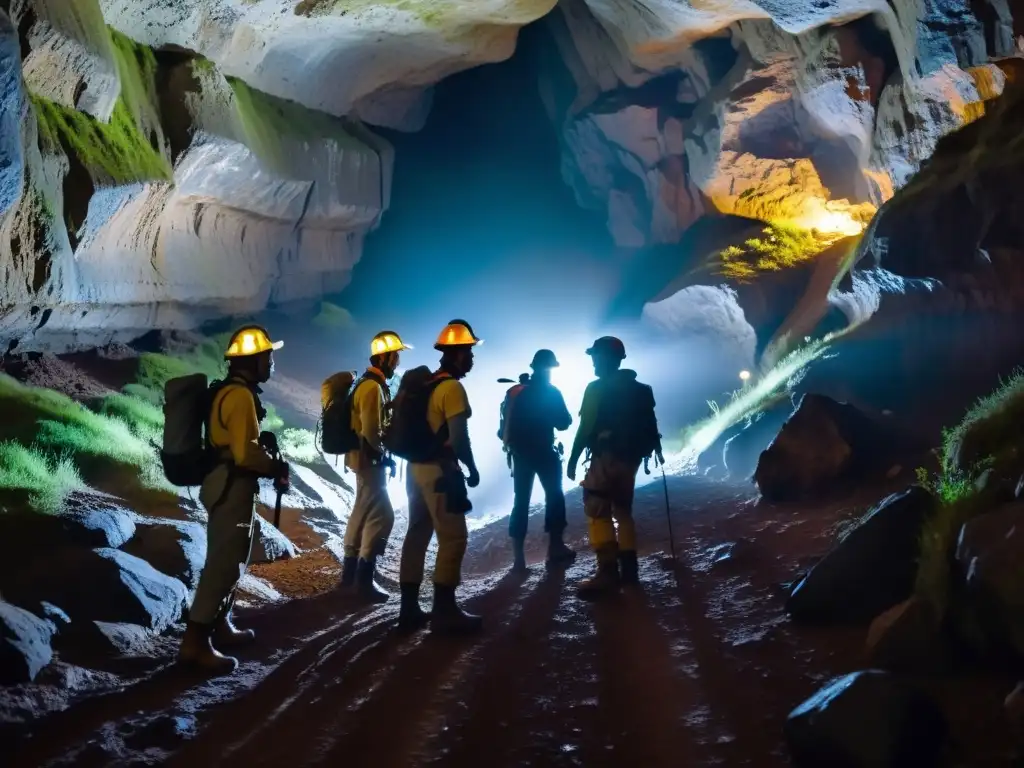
[30,28,170,184]
[280,428,319,464]
[0,442,84,514]
[713,223,824,283]
[942,368,1024,474]
[228,76,368,174]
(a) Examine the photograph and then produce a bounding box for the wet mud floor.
[3,475,1016,766]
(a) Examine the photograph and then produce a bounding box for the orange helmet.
[434,319,483,350]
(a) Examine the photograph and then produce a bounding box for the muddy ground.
[2,471,1018,767]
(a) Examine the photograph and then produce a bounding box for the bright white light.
[738,369,751,382]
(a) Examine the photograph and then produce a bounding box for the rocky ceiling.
[0,0,1020,351]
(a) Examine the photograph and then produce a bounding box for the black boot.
[577,547,620,600]
[511,537,527,573]
[356,557,390,604]
[397,582,430,635]
[545,530,576,568]
[339,555,358,592]
[430,584,483,635]
[618,550,639,586]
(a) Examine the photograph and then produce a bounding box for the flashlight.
[739,370,751,382]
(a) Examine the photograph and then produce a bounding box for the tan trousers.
[582,453,641,553]
[344,464,395,559]
[190,464,258,625]
[399,462,468,587]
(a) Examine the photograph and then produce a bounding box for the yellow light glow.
[799,208,868,238]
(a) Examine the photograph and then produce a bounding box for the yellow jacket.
[208,381,277,476]
[345,368,389,472]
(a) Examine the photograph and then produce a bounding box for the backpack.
[383,366,449,463]
[320,370,389,455]
[160,374,232,487]
[498,382,528,446]
[593,378,661,462]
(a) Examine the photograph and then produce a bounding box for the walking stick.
[660,463,677,566]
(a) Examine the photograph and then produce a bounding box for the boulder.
[0,601,55,685]
[0,504,135,554]
[121,518,206,592]
[723,400,795,481]
[2,547,187,634]
[786,486,937,624]
[866,596,950,674]
[955,502,1024,657]
[250,514,298,565]
[785,670,948,768]
[755,394,893,502]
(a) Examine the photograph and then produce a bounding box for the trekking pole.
[660,462,677,566]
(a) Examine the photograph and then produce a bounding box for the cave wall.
[543,0,1015,248]
[0,0,1021,352]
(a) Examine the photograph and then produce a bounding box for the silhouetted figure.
[500,349,575,572]
[567,336,663,599]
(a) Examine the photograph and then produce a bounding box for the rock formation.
[0,0,1020,351]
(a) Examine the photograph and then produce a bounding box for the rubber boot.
[577,547,620,600]
[511,537,527,573]
[618,550,639,586]
[430,584,483,635]
[396,582,430,635]
[178,620,238,675]
[338,555,358,592]
[212,599,255,649]
[545,530,576,568]
[356,556,390,604]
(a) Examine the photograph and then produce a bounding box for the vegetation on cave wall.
[712,223,824,282]
[914,369,1024,615]
[30,28,171,185]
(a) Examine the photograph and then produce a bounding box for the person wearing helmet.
[502,349,575,572]
[339,331,410,604]
[179,325,290,674]
[397,319,484,635]
[567,336,663,599]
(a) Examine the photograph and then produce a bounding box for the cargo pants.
[344,464,395,559]
[581,453,642,554]
[189,464,259,625]
[399,461,469,587]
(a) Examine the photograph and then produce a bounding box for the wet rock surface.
[786,485,937,624]
[785,670,948,768]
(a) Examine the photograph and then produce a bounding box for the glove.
[272,460,290,492]
[466,467,480,488]
[259,430,280,455]
[566,461,577,482]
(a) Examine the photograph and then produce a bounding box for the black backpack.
[593,378,661,462]
[319,370,385,455]
[160,375,257,486]
[383,366,449,463]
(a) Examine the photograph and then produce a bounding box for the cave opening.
[340,22,617,333]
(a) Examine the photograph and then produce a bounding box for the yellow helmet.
[434,319,483,350]
[224,325,283,359]
[370,330,412,356]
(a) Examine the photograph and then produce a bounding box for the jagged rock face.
[0,0,1020,351]
[544,0,1011,248]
